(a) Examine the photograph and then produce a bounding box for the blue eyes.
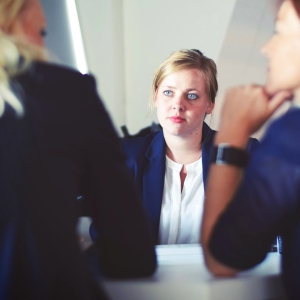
[163,90,198,100]
[163,90,173,96]
[187,94,197,100]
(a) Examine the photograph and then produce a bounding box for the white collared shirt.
[158,156,205,244]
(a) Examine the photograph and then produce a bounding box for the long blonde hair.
[0,0,47,117]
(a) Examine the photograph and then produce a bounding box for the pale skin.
[7,0,46,47]
[201,0,297,276]
[154,68,214,191]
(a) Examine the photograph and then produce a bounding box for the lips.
[169,116,185,123]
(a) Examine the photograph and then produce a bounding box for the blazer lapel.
[201,122,215,190]
[143,131,165,242]
[142,124,215,241]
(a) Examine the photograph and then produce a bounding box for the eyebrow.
[161,85,176,89]
[186,88,200,92]
[161,86,200,92]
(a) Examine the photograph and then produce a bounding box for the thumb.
[267,90,292,115]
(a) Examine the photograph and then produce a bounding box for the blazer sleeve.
[247,137,260,153]
[79,75,156,278]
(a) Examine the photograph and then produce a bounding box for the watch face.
[214,143,229,165]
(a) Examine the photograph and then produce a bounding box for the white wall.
[75,0,237,135]
[211,0,290,138]
[208,0,275,130]
[75,0,125,132]
[123,0,237,134]
[75,0,277,137]
[41,0,78,69]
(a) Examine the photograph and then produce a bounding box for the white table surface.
[102,244,287,300]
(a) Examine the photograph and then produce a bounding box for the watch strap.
[210,143,249,167]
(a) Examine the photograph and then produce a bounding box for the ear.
[205,101,214,114]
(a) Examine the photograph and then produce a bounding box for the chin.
[168,130,183,137]
[265,80,284,97]
[164,127,184,137]
[265,75,299,97]
[264,77,276,94]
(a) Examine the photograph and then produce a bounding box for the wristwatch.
[210,143,249,167]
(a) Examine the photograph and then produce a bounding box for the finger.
[246,84,264,89]
[267,90,292,115]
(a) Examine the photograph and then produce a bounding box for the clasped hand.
[220,85,292,137]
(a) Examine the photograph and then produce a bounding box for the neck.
[164,130,203,165]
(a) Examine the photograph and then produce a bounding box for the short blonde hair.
[0,0,47,117]
[150,49,218,111]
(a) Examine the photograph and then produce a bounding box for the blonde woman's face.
[154,68,214,138]
[262,0,300,95]
[18,0,46,47]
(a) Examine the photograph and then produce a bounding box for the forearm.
[201,86,290,275]
[201,129,248,275]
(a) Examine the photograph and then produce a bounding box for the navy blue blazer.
[208,108,300,300]
[0,62,156,300]
[121,122,259,242]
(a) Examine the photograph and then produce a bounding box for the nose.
[172,94,185,111]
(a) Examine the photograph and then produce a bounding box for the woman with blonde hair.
[0,0,156,299]
[120,49,258,244]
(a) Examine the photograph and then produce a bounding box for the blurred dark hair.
[291,0,300,16]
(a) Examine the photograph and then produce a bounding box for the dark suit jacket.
[121,123,259,242]
[0,62,156,300]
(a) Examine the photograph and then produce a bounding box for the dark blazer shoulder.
[121,131,163,158]
[34,61,87,79]
[13,62,97,109]
[32,62,95,90]
[202,122,259,153]
[20,62,105,116]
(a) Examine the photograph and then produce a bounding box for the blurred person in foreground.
[0,0,156,299]
[201,0,300,299]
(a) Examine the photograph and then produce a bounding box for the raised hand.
[220,85,292,137]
